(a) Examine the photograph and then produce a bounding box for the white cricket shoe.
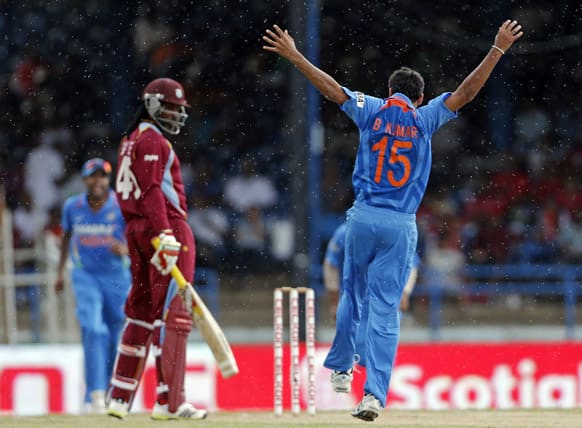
[106,398,129,419]
[330,368,354,393]
[82,402,93,414]
[90,390,106,414]
[151,402,208,420]
[351,393,382,422]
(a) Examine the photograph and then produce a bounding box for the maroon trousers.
[124,217,195,322]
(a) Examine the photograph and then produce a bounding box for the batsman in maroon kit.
[106,77,207,420]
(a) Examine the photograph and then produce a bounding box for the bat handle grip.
[151,237,188,289]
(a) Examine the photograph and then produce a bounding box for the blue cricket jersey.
[340,87,458,213]
[62,190,128,273]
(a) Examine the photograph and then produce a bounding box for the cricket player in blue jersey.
[264,20,523,421]
[55,158,130,413]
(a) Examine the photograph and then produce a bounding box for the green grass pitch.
[3,409,582,428]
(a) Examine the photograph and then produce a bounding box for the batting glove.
[150,230,181,275]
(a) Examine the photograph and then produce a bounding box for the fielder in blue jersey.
[264,20,523,421]
[55,158,130,413]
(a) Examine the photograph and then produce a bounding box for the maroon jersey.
[115,121,188,233]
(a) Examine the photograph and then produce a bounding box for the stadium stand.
[0,1,580,342]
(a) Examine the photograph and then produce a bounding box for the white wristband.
[491,45,505,55]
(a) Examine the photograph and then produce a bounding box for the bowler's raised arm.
[444,20,523,112]
[263,24,349,105]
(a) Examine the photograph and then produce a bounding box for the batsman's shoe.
[351,393,382,422]
[106,398,129,419]
[90,390,106,414]
[151,402,208,420]
[331,368,354,393]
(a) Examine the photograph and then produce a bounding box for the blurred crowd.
[0,0,292,275]
[0,0,580,285]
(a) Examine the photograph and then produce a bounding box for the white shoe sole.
[351,395,381,422]
[106,400,129,419]
[352,408,379,422]
[107,408,127,419]
[151,412,207,421]
[151,403,208,420]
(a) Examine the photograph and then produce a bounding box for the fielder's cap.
[81,158,112,177]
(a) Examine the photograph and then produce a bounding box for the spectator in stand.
[43,206,63,268]
[425,221,465,293]
[187,192,230,269]
[54,158,130,414]
[224,155,278,214]
[509,221,559,264]
[12,192,41,249]
[8,49,48,97]
[224,155,277,271]
[514,101,552,148]
[232,205,268,271]
[558,210,582,263]
[132,5,173,62]
[23,135,66,230]
[466,216,511,264]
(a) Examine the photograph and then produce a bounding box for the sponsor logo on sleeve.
[356,92,365,108]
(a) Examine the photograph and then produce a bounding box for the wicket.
[273,286,316,416]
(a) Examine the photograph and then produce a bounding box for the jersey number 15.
[371,137,412,187]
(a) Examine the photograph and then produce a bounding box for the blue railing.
[416,264,582,340]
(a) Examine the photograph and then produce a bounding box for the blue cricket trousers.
[324,202,417,407]
[71,269,130,402]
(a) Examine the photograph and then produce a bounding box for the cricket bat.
[152,238,239,379]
